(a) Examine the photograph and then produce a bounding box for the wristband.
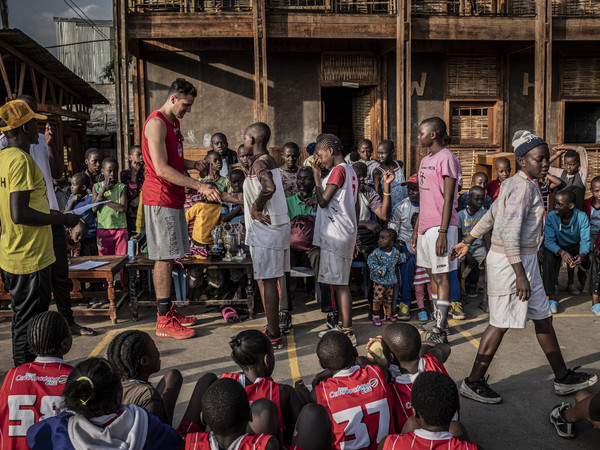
[461,239,471,247]
[438,229,447,234]
[383,192,391,196]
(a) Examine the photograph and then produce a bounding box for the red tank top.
[382,431,478,450]
[185,432,274,450]
[0,359,72,450]
[390,353,453,430]
[315,365,395,450]
[142,110,185,209]
[220,373,285,431]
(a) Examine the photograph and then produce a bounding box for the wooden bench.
[126,254,255,321]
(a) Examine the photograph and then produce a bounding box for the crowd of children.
[3,91,600,448]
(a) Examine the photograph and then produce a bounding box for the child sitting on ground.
[27,357,182,449]
[548,144,589,211]
[456,172,492,212]
[0,311,72,449]
[458,186,489,298]
[372,322,458,434]
[280,142,300,197]
[92,157,128,257]
[380,371,477,449]
[107,330,183,426]
[200,151,232,193]
[220,330,302,444]
[356,139,379,187]
[120,144,145,235]
[373,140,407,208]
[65,172,97,256]
[184,378,279,450]
[486,157,511,201]
[311,330,395,450]
[542,189,590,314]
[367,229,408,326]
[585,176,600,315]
[66,219,89,258]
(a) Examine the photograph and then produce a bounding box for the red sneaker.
[156,315,196,339]
[166,305,198,327]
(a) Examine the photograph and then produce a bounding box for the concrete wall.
[144,50,320,150]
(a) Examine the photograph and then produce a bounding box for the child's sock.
[436,299,450,330]
[157,298,172,316]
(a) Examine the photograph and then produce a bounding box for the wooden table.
[126,255,255,321]
[0,255,129,324]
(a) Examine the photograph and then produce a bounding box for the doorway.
[321,86,374,154]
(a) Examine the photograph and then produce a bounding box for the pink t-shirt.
[417,148,461,234]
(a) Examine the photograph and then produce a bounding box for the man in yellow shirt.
[0,100,80,366]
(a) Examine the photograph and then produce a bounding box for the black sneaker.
[262,328,284,350]
[459,377,502,404]
[326,311,339,330]
[425,327,448,344]
[279,311,293,334]
[554,367,598,395]
[550,402,575,438]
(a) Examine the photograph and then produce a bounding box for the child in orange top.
[185,181,223,246]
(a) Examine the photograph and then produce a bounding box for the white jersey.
[313,163,358,259]
[244,166,290,249]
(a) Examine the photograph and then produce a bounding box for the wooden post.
[404,0,411,174]
[396,0,411,173]
[252,0,268,123]
[114,0,130,170]
[534,0,549,139]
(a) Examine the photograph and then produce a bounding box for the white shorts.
[318,249,352,286]
[249,246,290,280]
[487,250,552,329]
[416,226,458,274]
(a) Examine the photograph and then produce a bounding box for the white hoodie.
[68,404,149,450]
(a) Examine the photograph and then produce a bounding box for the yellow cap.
[0,100,47,132]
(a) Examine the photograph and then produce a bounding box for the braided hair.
[316,133,343,154]
[27,311,70,357]
[107,330,152,379]
[62,357,122,418]
[229,329,272,369]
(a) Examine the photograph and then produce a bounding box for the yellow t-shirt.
[0,147,55,274]
[185,202,222,245]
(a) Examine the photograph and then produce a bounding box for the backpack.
[290,215,316,251]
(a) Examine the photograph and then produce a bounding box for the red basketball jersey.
[220,373,285,430]
[390,353,450,430]
[315,365,394,450]
[0,358,72,450]
[382,430,478,450]
[185,432,274,450]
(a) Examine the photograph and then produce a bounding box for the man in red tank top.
[142,78,220,340]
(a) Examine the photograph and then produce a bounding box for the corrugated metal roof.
[54,18,113,85]
[0,28,109,106]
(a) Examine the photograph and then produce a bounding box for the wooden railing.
[128,0,396,13]
[552,0,600,16]
[411,0,536,16]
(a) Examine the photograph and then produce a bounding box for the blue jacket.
[544,209,591,256]
[367,247,406,286]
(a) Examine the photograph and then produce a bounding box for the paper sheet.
[66,201,109,216]
[69,260,109,270]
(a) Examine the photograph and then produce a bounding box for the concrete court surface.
[0,289,599,449]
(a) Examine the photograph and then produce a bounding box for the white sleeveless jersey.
[313,163,358,259]
[244,166,290,249]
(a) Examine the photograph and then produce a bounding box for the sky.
[7,0,112,53]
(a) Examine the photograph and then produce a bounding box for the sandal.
[222,307,240,323]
